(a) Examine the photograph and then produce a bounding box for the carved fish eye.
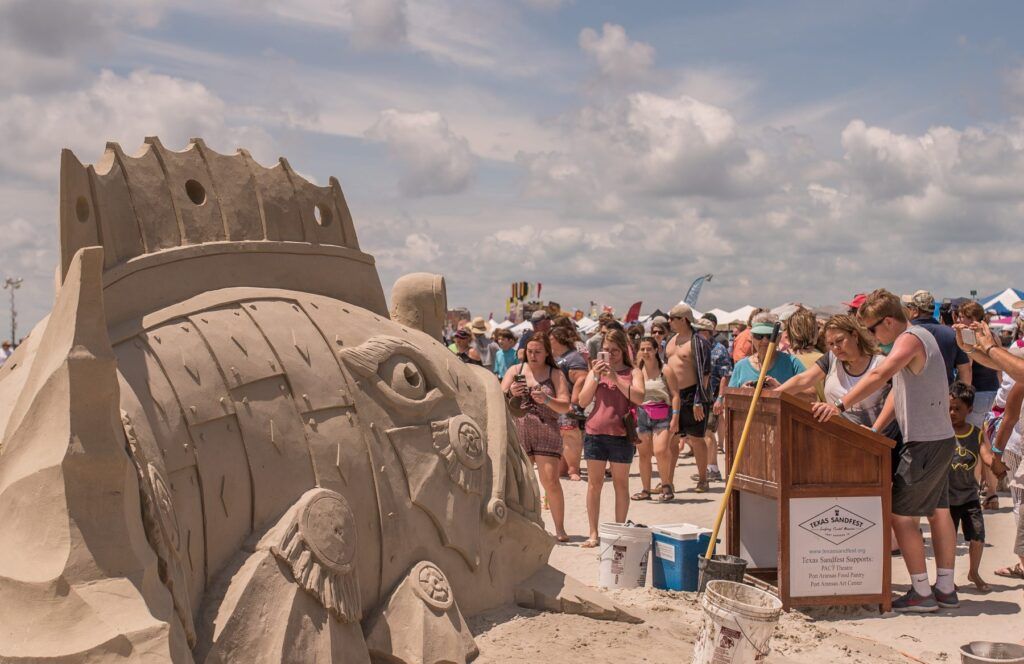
[339,336,447,418]
[379,355,426,400]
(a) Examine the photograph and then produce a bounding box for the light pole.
[3,277,22,345]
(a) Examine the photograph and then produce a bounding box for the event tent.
[980,288,1024,315]
[721,305,756,326]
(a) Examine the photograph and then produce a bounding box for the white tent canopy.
[721,305,756,326]
[510,321,533,338]
[705,307,731,323]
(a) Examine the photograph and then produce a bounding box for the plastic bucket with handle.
[960,642,1024,664]
[597,522,651,589]
[692,580,783,664]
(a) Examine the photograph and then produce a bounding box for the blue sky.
[1,0,1023,334]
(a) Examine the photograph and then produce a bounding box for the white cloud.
[349,0,408,49]
[579,23,654,84]
[365,109,475,196]
[517,91,772,207]
[0,69,273,181]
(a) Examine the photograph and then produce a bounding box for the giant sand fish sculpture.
[0,138,633,663]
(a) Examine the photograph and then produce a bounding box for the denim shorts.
[636,407,670,434]
[584,434,635,464]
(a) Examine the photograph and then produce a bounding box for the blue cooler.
[650,523,713,591]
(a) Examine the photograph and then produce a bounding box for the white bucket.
[597,522,651,589]
[691,580,783,664]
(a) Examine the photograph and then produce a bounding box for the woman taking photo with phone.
[578,328,645,548]
[549,326,589,481]
[631,336,681,502]
[501,331,573,542]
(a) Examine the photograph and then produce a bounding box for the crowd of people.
[445,289,1024,613]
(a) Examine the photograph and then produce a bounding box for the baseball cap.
[530,309,549,322]
[901,290,935,312]
[843,293,867,309]
[668,303,695,322]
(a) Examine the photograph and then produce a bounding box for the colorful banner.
[684,274,713,307]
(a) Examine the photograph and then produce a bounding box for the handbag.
[623,386,639,444]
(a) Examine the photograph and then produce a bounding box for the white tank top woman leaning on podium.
[777,314,889,429]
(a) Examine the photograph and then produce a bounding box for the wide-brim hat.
[469,316,488,334]
[693,317,715,331]
[668,303,695,322]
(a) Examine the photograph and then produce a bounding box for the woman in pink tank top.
[577,328,645,547]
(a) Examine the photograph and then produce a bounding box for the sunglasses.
[864,317,887,334]
[752,333,770,341]
[652,330,665,335]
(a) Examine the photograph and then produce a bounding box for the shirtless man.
[666,304,714,492]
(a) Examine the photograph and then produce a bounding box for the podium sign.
[722,388,894,612]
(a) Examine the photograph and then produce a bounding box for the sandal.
[994,563,1024,579]
[631,489,652,501]
[982,495,1000,511]
[659,484,675,502]
[694,479,709,493]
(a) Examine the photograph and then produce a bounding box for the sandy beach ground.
[470,452,1023,663]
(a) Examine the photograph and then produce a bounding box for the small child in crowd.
[948,381,995,592]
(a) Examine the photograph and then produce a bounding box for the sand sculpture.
[0,138,633,663]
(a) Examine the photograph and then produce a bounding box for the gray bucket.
[961,642,1024,664]
[697,555,747,593]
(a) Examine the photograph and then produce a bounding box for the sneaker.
[707,469,723,482]
[892,588,938,613]
[931,584,960,609]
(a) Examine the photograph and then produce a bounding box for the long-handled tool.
[704,322,782,559]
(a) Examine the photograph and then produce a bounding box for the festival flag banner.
[684,274,713,307]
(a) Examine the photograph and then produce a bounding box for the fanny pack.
[641,402,671,420]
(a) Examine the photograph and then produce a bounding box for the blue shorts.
[584,434,635,464]
[636,407,670,434]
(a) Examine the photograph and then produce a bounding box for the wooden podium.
[722,387,894,612]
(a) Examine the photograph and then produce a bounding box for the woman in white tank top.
[779,315,889,428]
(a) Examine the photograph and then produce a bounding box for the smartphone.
[597,351,610,364]
[513,374,527,383]
[962,328,977,346]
